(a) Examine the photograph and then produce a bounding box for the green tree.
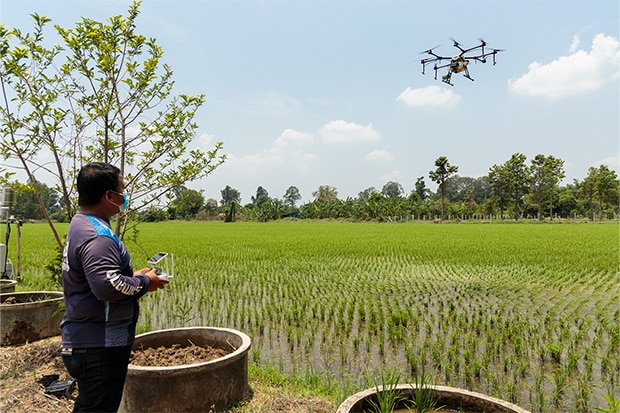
[363,192,386,220]
[169,187,204,219]
[224,199,237,222]
[488,164,510,219]
[0,3,225,248]
[250,198,286,222]
[358,187,377,202]
[405,190,427,218]
[444,176,491,204]
[429,156,458,220]
[555,183,580,218]
[204,198,219,216]
[220,185,241,206]
[414,177,431,201]
[529,154,565,220]
[11,181,59,220]
[502,153,530,220]
[283,186,301,207]
[139,206,168,222]
[580,165,619,220]
[252,186,270,207]
[312,185,338,203]
[381,181,404,199]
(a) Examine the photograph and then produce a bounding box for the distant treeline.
[9,156,619,224]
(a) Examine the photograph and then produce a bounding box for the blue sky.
[2,0,619,204]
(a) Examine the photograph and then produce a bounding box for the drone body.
[421,39,503,86]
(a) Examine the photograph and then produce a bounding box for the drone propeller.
[450,37,460,48]
[419,45,440,54]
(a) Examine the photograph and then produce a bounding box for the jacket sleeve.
[78,235,150,303]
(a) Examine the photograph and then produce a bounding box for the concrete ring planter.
[0,279,17,293]
[0,291,64,345]
[119,326,251,413]
[337,384,530,413]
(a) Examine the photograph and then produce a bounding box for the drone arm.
[470,49,502,64]
[421,56,449,75]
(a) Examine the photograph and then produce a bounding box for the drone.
[420,38,503,86]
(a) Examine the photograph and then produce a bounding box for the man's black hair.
[77,162,122,206]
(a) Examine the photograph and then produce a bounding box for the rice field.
[12,221,620,412]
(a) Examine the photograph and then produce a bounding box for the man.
[60,162,168,412]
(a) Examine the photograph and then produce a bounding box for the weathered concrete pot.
[119,327,251,413]
[0,291,64,345]
[337,384,530,413]
[0,279,17,293]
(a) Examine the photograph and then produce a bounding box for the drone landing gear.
[442,70,474,86]
[441,73,454,86]
[463,67,474,82]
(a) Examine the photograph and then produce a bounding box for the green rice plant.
[530,366,546,413]
[576,372,593,412]
[547,342,563,363]
[172,299,194,327]
[366,369,409,413]
[505,376,518,404]
[594,393,620,413]
[537,345,549,363]
[552,368,567,406]
[411,363,442,413]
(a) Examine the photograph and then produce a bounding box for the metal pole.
[16,221,21,282]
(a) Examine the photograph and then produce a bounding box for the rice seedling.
[594,393,620,413]
[366,369,409,413]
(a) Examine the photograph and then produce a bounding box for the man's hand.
[139,267,169,291]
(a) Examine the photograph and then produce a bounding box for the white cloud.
[569,35,580,53]
[274,128,313,147]
[222,128,316,173]
[319,120,381,143]
[593,154,620,170]
[509,33,620,99]
[365,149,394,162]
[241,92,304,117]
[380,170,402,182]
[197,133,216,149]
[396,85,461,108]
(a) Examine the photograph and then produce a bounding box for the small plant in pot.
[338,367,530,413]
[363,368,443,413]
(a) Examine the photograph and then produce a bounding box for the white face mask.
[108,191,129,212]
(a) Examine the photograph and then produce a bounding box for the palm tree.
[429,156,458,220]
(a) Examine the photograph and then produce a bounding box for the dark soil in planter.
[1,293,59,305]
[1,295,18,304]
[130,341,230,367]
